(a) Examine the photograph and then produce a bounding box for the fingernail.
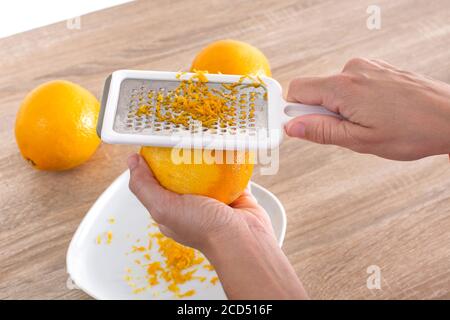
[286,121,306,138]
[127,154,139,170]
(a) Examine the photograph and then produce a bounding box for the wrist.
[200,225,308,299]
[201,224,263,259]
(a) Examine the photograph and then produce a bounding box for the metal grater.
[98,70,340,150]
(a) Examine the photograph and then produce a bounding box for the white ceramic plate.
[66,170,286,300]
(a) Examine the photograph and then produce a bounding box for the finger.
[285,114,369,152]
[369,59,397,69]
[241,185,256,200]
[231,186,274,233]
[342,57,373,73]
[157,224,178,240]
[230,192,257,209]
[230,185,259,209]
[127,153,179,225]
[343,58,397,76]
[287,76,339,107]
[370,59,416,78]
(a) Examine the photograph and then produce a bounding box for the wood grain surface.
[1,0,449,299]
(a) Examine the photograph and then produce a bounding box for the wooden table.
[1,0,449,299]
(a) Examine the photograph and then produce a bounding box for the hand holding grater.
[97,70,340,150]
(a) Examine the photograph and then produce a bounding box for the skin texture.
[285,58,450,160]
[128,59,450,299]
[128,154,308,300]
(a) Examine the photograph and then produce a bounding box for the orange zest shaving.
[97,217,220,298]
[149,232,205,297]
[106,231,113,244]
[132,246,146,252]
[134,70,267,131]
[210,276,219,285]
[203,264,215,271]
[96,231,113,245]
[124,229,219,298]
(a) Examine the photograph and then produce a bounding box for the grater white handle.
[282,100,342,125]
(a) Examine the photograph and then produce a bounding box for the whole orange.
[141,40,271,204]
[140,147,254,204]
[15,80,100,170]
[191,39,271,76]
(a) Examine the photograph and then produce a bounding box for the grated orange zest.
[134,70,267,131]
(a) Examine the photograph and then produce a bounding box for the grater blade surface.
[113,78,268,138]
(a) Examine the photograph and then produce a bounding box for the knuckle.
[343,57,369,71]
[370,58,385,66]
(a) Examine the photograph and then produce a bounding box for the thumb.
[127,153,179,225]
[285,115,366,151]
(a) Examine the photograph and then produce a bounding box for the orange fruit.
[191,39,271,76]
[15,80,100,170]
[141,39,271,204]
[141,147,254,204]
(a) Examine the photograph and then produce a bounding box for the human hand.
[127,153,308,299]
[285,58,450,160]
[127,153,275,250]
